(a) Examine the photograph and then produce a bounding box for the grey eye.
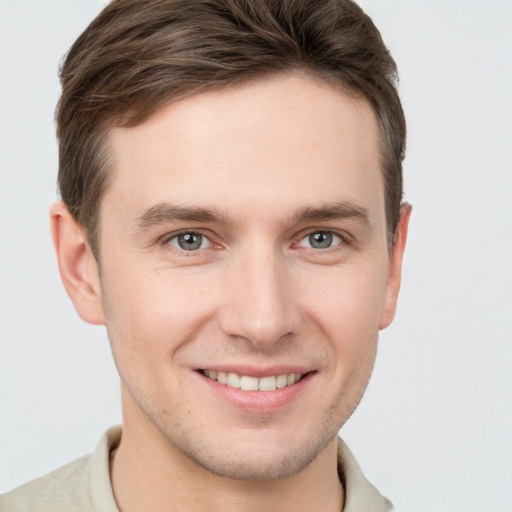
[168,232,209,251]
[298,231,342,249]
[310,232,332,248]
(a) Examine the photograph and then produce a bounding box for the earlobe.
[50,201,106,325]
[379,203,412,330]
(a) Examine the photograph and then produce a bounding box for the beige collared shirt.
[0,426,392,511]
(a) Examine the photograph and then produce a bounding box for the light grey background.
[1,1,511,511]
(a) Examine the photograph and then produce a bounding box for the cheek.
[100,260,217,359]
[298,263,386,375]
[302,263,387,333]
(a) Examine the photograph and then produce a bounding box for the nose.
[218,248,298,349]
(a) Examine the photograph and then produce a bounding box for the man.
[0,0,410,510]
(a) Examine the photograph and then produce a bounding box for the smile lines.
[201,370,304,391]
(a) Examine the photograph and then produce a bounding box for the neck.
[110,407,344,512]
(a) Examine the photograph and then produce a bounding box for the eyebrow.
[134,200,370,231]
[292,202,370,225]
[135,203,226,230]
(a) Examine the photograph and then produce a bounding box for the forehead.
[105,73,384,226]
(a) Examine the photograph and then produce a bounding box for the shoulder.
[0,455,94,512]
[337,438,393,512]
[0,426,121,512]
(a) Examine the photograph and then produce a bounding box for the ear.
[50,201,105,325]
[379,203,412,330]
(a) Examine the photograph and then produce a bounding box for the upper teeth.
[203,370,302,391]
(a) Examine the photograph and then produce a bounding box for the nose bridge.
[220,244,295,347]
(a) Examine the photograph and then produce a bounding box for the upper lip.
[197,365,314,378]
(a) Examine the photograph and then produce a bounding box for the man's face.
[95,74,401,480]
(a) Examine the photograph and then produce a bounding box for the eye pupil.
[309,232,333,249]
[178,233,202,250]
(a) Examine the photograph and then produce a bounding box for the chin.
[162,416,342,482]
[188,437,327,481]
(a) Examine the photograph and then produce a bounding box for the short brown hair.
[57,0,405,256]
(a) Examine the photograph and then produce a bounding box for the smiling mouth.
[200,370,305,391]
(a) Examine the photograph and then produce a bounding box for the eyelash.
[296,231,345,249]
[160,229,352,254]
[160,230,215,253]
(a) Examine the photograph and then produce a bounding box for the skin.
[51,73,410,512]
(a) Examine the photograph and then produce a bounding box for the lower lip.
[197,372,314,413]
